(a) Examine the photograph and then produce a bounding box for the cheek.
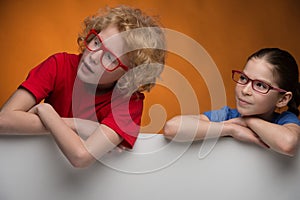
[81,50,89,60]
[264,94,280,105]
[234,85,240,95]
[254,94,279,111]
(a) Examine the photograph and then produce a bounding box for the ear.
[276,92,293,108]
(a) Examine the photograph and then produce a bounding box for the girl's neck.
[255,111,276,122]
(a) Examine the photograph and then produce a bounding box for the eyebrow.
[242,71,274,86]
[100,34,125,57]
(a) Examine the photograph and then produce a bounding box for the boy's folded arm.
[0,88,49,134]
[34,103,122,168]
[62,118,101,138]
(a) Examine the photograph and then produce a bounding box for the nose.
[241,81,253,95]
[89,50,103,64]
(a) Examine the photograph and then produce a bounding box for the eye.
[92,37,101,48]
[104,52,117,62]
[102,52,119,68]
[254,81,269,90]
[239,74,248,83]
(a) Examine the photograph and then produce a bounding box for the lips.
[237,97,251,106]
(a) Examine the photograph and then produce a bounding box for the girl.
[0,5,166,168]
[164,48,300,156]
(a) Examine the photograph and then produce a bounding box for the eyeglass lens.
[233,71,270,93]
[85,32,120,70]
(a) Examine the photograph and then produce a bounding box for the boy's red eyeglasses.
[84,29,129,72]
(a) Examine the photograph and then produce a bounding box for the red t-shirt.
[20,52,144,148]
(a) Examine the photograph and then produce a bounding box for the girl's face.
[235,58,283,120]
[77,24,129,88]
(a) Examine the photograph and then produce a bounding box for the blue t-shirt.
[203,106,300,126]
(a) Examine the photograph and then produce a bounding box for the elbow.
[276,136,299,157]
[0,111,7,133]
[0,112,3,131]
[163,116,180,139]
[0,111,20,133]
[69,150,95,169]
[279,146,296,157]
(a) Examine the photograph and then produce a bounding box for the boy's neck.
[84,82,116,95]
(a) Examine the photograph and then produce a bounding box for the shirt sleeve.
[275,111,300,126]
[101,93,145,149]
[203,106,240,122]
[19,54,58,103]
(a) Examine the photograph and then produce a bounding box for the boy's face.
[235,58,282,120]
[77,24,129,88]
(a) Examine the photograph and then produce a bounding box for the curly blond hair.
[77,5,166,96]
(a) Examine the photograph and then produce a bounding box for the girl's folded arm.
[245,117,300,156]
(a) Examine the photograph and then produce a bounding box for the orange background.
[0,0,300,133]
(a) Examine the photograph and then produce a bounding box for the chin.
[237,107,252,117]
[77,73,97,85]
[238,108,263,117]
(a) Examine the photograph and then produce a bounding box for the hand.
[28,103,54,114]
[27,104,40,114]
[225,120,269,148]
[29,104,76,132]
[115,145,127,153]
[226,117,247,127]
[62,118,76,131]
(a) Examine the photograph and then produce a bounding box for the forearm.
[36,104,95,167]
[245,117,299,156]
[0,111,48,135]
[164,115,231,142]
[66,118,100,139]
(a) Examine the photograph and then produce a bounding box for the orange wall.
[1,0,300,133]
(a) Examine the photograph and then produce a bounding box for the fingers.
[253,137,270,149]
[227,117,247,127]
[117,145,127,153]
[239,131,269,149]
[27,105,39,114]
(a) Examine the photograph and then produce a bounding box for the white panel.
[0,134,299,200]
